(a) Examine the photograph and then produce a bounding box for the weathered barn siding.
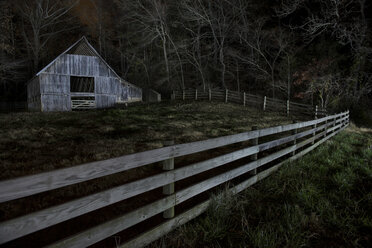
[44,54,116,78]
[95,76,125,108]
[143,89,161,102]
[128,84,142,101]
[41,94,71,112]
[95,77,119,94]
[27,37,142,112]
[39,74,70,111]
[39,74,70,94]
[27,77,41,111]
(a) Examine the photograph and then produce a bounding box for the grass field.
[151,125,372,248]
[0,101,294,180]
[0,101,298,247]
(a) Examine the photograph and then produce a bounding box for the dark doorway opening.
[70,76,94,93]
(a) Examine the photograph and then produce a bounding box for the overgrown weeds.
[151,126,372,248]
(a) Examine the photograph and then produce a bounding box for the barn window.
[70,76,94,92]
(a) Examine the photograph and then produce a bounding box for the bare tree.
[277,0,372,103]
[181,0,237,89]
[0,1,26,97]
[117,0,185,89]
[18,0,78,73]
[233,16,290,98]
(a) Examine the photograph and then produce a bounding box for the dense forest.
[0,0,371,113]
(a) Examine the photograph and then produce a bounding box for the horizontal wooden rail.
[47,119,350,248]
[0,112,346,203]
[174,88,325,117]
[1,117,348,243]
[120,121,349,248]
[0,111,349,247]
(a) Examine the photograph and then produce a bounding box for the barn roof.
[35,36,137,87]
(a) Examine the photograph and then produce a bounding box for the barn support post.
[263,96,267,111]
[315,105,318,119]
[243,92,246,106]
[225,89,228,103]
[250,126,258,175]
[287,100,290,116]
[195,89,198,100]
[162,140,175,219]
[292,121,298,156]
[208,88,211,101]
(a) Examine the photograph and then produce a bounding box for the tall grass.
[152,126,372,248]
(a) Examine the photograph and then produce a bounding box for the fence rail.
[172,89,327,117]
[0,111,349,247]
[0,102,27,112]
[71,99,96,110]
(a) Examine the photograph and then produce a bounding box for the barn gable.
[66,38,96,56]
[36,36,121,80]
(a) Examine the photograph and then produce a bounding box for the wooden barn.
[27,36,142,111]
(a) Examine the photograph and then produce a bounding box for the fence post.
[287,100,290,116]
[292,121,297,156]
[162,140,175,219]
[243,92,246,106]
[312,115,317,145]
[333,114,337,133]
[209,88,211,101]
[343,112,347,127]
[345,112,348,127]
[172,91,175,100]
[182,90,185,101]
[225,89,228,103]
[263,96,267,111]
[324,117,328,138]
[251,126,258,175]
[195,89,198,100]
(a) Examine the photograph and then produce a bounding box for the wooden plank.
[33,118,349,248]
[0,119,336,244]
[120,201,211,248]
[120,122,349,248]
[174,144,296,205]
[120,153,292,248]
[46,195,176,248]
[289,101,311,107]
[0,112,347,203]
[0,145,260,243]
[70,92,95,97]
[266,97,286,104]
[46,142,300,248]
[291,123,347,161]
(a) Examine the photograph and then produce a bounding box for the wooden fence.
[0,111,349,247]
[171,89,327,118]
[0,102,27,112]
[71,99,96,110]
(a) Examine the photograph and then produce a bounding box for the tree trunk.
[162,38,170,86]
[271,68,275,98]
[220,46,226,89]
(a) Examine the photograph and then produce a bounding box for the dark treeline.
[0,0,371,111]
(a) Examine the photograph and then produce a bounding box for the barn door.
[70,76,96,110]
